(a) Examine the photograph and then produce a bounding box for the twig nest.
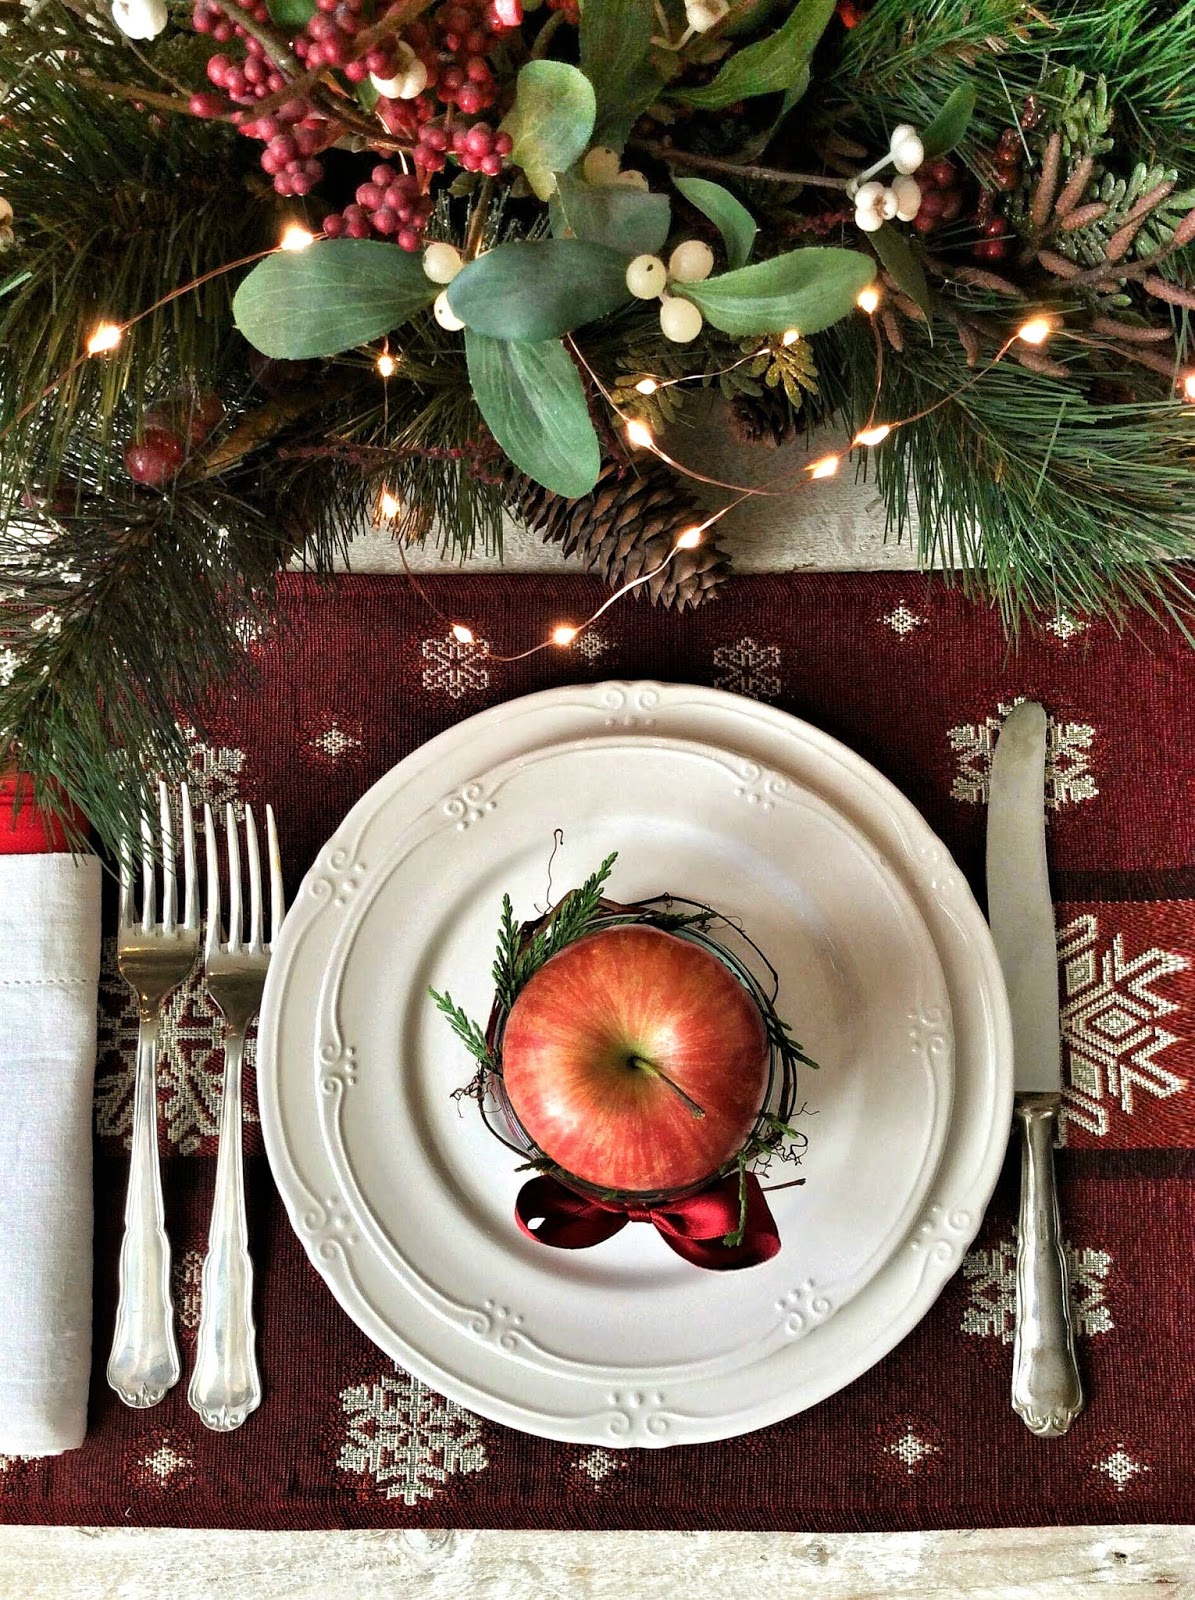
[582,146,622,185]
[659,293,703,343]
[685,0,730,30]
[423,241,464,284]
[889,123,925,176]
[890,174,922,222]
[433,289,466,331]
[626,253,668,298]
[853,180,888,233]
[111,0,167,39]
[370,45,429,101]
[668,239,715,284]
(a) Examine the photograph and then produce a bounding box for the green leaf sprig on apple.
[430,853,815,1246]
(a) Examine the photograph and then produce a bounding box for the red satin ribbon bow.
[515,1170,783,1271]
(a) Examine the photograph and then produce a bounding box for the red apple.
[500,925,769,1194]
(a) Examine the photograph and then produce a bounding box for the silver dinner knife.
[986,700,1083,1438]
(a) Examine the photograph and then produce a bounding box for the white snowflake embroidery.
[885,1426,938,1473]
[140,1437,192,1486]
[881,603,925,637]
[234,615,265,649]
[173,1247,205,1334]
[575,1448,621,1483]
[94,938,257,1155]
[712,636,781,701]
[30,610,60,637]
[309,722,362,761]
[421,636,490,700]
[0,646,18,686]
[947,700,1097,808]
[338,1369,487,1505]
[182,725,247,818]
[1048,612,1088,644]
[1059,914,1188,1139]
[1093,1444,1150,1492]
[575,630,609,661]
[961,1233,1114,1341]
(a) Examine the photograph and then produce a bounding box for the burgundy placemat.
[4,570,1193,1530]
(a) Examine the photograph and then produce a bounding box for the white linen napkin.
[0,852,101,1454]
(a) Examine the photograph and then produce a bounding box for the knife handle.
[1011,1094,1083,1438]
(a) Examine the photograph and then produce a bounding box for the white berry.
[424,242,464,284]
[112,0,167,39]
[371,42,428,99]
[668,239,715,283]
[582,146,622,185]
[659,293,703,343]
[853,179,887,232]
[626,253,668,298]
[880,186,899,220]
[614,168,650,192]
[890,124,925,175]
[433,290,466,331]
[685,0,729,29]
[891,174,922,222]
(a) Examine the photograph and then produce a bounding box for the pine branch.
[428,989,497,1075]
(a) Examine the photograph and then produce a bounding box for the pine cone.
[727,388,795,449]
[509,457,731,610]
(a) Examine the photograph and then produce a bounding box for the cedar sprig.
[429,990,498,1076]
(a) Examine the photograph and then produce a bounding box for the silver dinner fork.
[187,801,283,1431]
[108,783,199,1408]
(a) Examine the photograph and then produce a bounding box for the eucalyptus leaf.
[672,247,876,337]
[448,238,632,339]
[266,0,315,26]
[675,176,757,270]
[465,331,600,498]
[501,61,595,183]
[232,240,436,358]
[921,82,976,158]
[551,172,670,256]
[580,0,660,151]
[870,224,933,326]
[673,0,836,110]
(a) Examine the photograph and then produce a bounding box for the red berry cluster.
[323,163,433,249]
[969,127,1023,262]
[124,394,224,488]
[446,121,512,176]
[910,159,964,234]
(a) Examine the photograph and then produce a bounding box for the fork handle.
[107,1018,181,1407]
[188,1031,261,1431]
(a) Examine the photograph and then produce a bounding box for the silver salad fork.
[108,783,199,1408]
[187,801,283,1431]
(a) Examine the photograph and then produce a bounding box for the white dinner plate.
[258,683,1013,1446]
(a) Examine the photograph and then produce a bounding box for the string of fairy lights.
[51,220,1195,663]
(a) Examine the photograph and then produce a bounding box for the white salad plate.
[258,682,1013,1447]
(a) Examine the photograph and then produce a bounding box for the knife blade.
[986,700,1083,1438]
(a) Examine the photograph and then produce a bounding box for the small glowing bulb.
[675,526,702,549]
[451,623,475,644]
[279,224,316,252]
[380,490,401,519]
[634,378,659,395]
[1018,317,1052,346]
[781,328,801,347]
[86,322,122,356]
[808,454,840,479]
[552,624,578,647]
[856,286,880,315]
[854,424,892,447]
[376,352,397,378]
[626,419,654,450]
[1182,372,1195,402]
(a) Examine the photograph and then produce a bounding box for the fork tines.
[203,802,284,954]
[118,781,199,936]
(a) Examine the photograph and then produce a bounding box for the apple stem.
[628,1055,706,1120]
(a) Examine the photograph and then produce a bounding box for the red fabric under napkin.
[0,775,75,853]
[3,571,1193,1532]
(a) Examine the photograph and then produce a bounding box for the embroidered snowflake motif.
[712,636,781,701]
[172,1247,205,1336]
[1048,612,1088,644]
[182,725,247,818]
[134,1434,194,1489]
[575,630,609,661]
[338,1369,488,1505]
[421,635,490,700]
[884,1426,939,1473]
[1093,1444,1150,1492]
[234,615,265,649]
[881,603,925,637]
[304,718,364,765]
[1058,914,1187,1139]
[947,700,1097,808]
[0,646,18,686]
[94,939,258,1155]
[575,1448,621,1483]
[961,1233,1114,1341]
